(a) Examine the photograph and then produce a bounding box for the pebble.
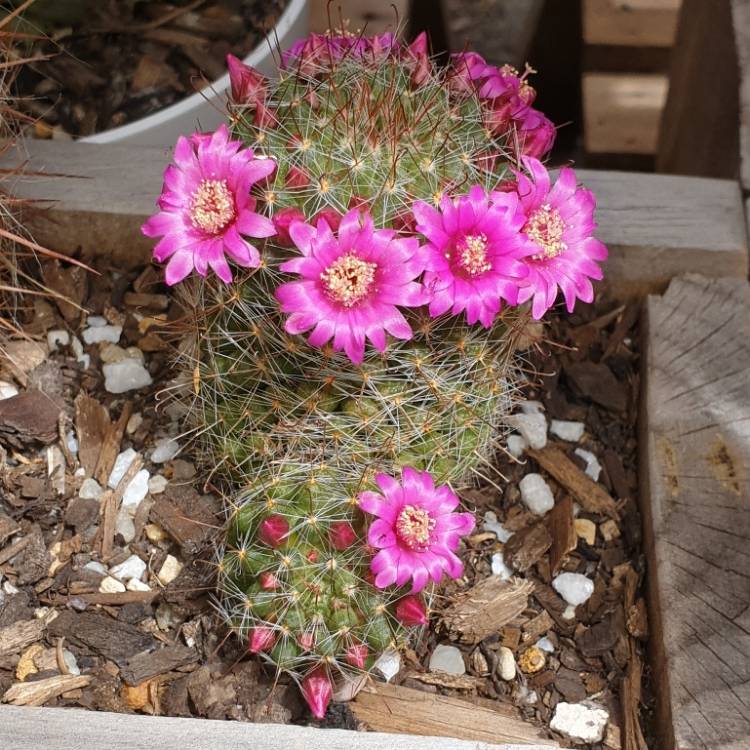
[148,475,168,494]
[482,511,513,542]
[115,508,135,544]
[103,358,152,394]
[0,381,19,400]
[518,646,546,674]
[145,524,168,543]
[429,644,466,676]
[79,477,103,501]
[99,344,129,364]
[506,412,547,450]
[536,637,555,653]
[157,555,182,585]
[506,433,527,458]
[3,579,20,594]
[519,400,544,415]
[108,449,138,489]
[126,412,143,435]
[82,324,122,345]
[491,552,513,580]
[110,554,145,583]
[574,518,597,546]
[151,437,180,464]
[121,469,150,511]
[66,430,78,456]
[519,473,555,515]
[156,602,177,630]
[126,578,151,592]
[574,448,602,482]
[373,650,401,682]
[83,561,108,577]
[99,576,126,594]
[47,329,70,351]
[71,336,90,369]
[497,646,516,680]
[553,572,595,619]
[86,316,108,327]
[550,419,585,442]
[550,702,609,744]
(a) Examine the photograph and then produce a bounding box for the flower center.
[457,233,492,276]
[524,203,568,260]
[321,252,377,307]
[396,505,436,550]
[190,179,235,233]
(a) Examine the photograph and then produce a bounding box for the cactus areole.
[143,29,607,721]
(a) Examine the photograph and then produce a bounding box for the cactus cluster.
[144,28,607,719]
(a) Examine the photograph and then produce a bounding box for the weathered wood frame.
[1,139,749,749]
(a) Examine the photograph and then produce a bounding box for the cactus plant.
[143,29,607,719]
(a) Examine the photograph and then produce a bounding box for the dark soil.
[13,0,287,138]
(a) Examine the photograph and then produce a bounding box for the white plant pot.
[81,0,308,146]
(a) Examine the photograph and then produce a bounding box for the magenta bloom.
[412,186,533,327]
[514,158,608,319]
[141,125,276,285]
[282,32,398,71]
[301,667,333,720]
[359,467,475,593]
[275,208,427,364]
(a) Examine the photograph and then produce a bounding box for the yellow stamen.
[524,203,568,259]
[189,179,235,233]
[321,252,377,307]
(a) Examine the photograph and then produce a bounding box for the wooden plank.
[351,682,557,746]
[640,274,750,750]
[583,72,668,154]
[731,0,750,192]
[0,704,557,750]
[309,0,409,36]
[583,0,681,47]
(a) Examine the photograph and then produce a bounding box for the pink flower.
[517,109,557,159]
[272,207,306,247]
[358,467,475,593]
[301,667,333,720]
[412,186,533,327]
[282,32,399,72]
[395,594,428,626]
[311,207,342,232]
[448,51,490,92]
[404,31,431,86]
[515,157,608,318]
[275,208,427,364]
[226,54,266,105]
[329,521,357,550]
[142,125,276,285]
[248,626,276,654]
[258,515,289,547]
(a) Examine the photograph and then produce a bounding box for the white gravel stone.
[47,329,70,351]
[550,702,609,744]
[491,552,513,580]
[506,412,547,450]
[99,576,126,594]
[498,646,516,680]
[373,650,401,682]
[536,637,555,653]
[519,473,555,515]
[99,344,129,364]
[3,579,20,594]
[148,475,168,494]
[553,572,595,619]
[79,477,103,500]
[550,419,585,442]
[103,358,152,394]
[110,554,146,582]
[157,555,182,585]
[108,449,138,489]
[483,511,513,542]
[84,561,108,576]
[151,437,180,464]
[86,316,107,327]
[121,469,150,511]
[71,336,90,369]
[429,644,466,676]
[66,430,78,456]
[126,578,151,592]
[506,433,527,458]
[126,412,143,435]
[574,448,602,482]
[519,400,545,415]
[0,381,19,400]
[115,509,135,543]
[61,649,80,676]
[82,324,122,345]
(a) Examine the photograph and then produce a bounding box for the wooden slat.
[583,0,682,47]
[640,274,750,750]
[309,0,409,36]
[583,72,668,154]
[732,0,750,192]
[0,704,556,750]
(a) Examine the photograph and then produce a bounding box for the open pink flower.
[412,186,533,327]
[275,208,427,364]
[514,157,608,318]
[359,467,475,593]
[142,124,276,285]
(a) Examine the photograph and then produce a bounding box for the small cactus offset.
[143,28,607,719]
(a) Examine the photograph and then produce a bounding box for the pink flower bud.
[258,572,278,590]
[285,165,311,189]
[406,32,431,87]
[348,194,369,210]
[519,111,556,160]
[395,594,428,626]
[226,54,267,105]
[298,631,315,650]
[344,642,368,669]
[312,208,342,232]
[254,102,278,129]
[306,549,319,563]
[329,521,357,550]
[301,667,332,720]
[272,207,306,247]
[248,626,276,653]
[392,210,416,234]
[258,515,289,547]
